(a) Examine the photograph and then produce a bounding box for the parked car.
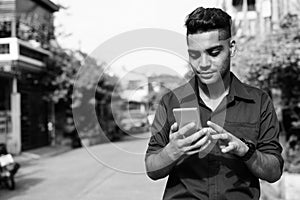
[120,110,148,134]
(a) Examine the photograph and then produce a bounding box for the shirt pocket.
[224,121,259,146]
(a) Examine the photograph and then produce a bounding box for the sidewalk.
[260,172,300,200]
[285,172,300,200]
[14,145,72,166]
[12,133,146,166]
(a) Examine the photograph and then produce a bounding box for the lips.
[201,72,214,75]
[198,71,214,79]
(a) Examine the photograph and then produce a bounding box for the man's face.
[187,30,233,85]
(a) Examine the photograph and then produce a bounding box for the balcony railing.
[0,37,51,69]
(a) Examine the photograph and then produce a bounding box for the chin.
[200,79,218,85]
[197,74,220,85]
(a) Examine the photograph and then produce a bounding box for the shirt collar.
[228,72,255,102]
[177,75,199,106]
[178,72,255,105]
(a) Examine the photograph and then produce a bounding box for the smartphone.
[173,107,201,137]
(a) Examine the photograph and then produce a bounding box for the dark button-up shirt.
[146,73,283,200]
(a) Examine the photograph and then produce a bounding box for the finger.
[207,121,225,133]
[186,148,200,155]
[170,123,178,133]
[186,131,210,150]
[211,133,230,141]
[199,139,211,151]
[186,139,211,155]
[208,128,218,135]
[220,142,237,153]
[184,128,208,144]
[171,122,195,140]
[178,122,196,136]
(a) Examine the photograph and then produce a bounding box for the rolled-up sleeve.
[257,92,284,170]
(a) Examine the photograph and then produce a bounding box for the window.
[19,45,46,61]
[0,21,12,38]
[232,0,256,11]
[16,0,55,49]
[0,44,10,54]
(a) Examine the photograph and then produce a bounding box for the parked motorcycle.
[0,144,20,190]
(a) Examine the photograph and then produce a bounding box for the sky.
[53,0,217,53]
[52,0,218,78]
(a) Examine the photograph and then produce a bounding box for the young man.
[145,7,283,200]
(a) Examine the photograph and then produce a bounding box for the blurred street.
[0,131,300,200]
[0,132,167,200]
[1,0,300,199]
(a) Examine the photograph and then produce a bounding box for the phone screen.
[173,107,201,137]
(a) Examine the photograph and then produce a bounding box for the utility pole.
[257,0,265,40]
[271,0,280,31]
[242,0,249,36]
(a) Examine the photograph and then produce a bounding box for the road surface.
[1,132,299,200]
[0,132,167,200]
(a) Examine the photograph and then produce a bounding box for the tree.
[43,44,80,105]
[41,40,122,144]
[233,13,300,102]
[43,43,119,108]
[232,13,300,140]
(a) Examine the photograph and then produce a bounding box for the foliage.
[43,43,80,104]
[43,43,119,109]
[232,13,300,171]
[232,13,300,108]
[42,42,122,142]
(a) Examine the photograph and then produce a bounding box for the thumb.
[170,122,178,133]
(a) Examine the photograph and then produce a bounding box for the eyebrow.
[206,45,223,51]
[188,45,224,53]
[187,49,199,54]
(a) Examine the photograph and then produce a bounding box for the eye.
[208,49,221,57]
[188,51,201,59]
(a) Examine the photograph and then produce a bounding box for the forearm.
[145,144,180,180]
[245,150,282,183]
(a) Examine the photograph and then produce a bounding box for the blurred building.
[0,0,59,154]
[148,74,185,92]
[216,0,300,38]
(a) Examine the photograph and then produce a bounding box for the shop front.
[0,74,12,147]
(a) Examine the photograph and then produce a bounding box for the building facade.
[0,0,59,154]
[216,0,300,38]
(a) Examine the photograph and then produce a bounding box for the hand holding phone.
[169,108,216,159]
[173,107,201,137]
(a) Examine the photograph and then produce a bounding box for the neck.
[198,71,231,99]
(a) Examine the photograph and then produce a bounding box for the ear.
[230,40,236,57]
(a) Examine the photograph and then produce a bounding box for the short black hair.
[185,7,232,39]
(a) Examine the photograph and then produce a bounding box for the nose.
[199,54,211,69]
